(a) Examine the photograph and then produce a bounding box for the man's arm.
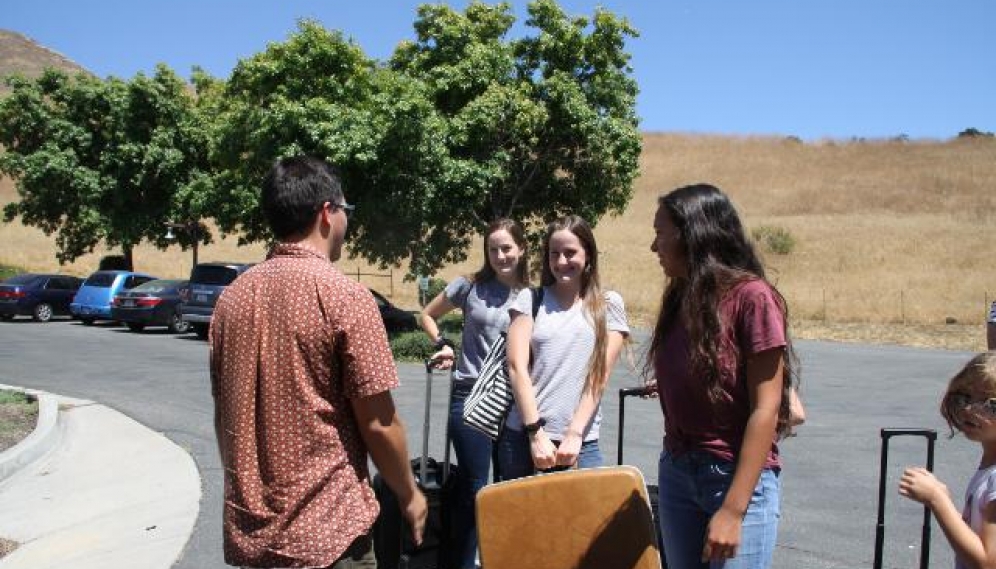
[352,391,427,546]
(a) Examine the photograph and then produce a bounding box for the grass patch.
[0,263,23,280]
[0,389,38,452]
[0,390,33,405]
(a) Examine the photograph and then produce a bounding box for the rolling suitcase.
[373,361,459,569]
[872,428,937,569]
[618,386,666,567]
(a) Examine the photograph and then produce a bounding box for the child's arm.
[900,467,996,569]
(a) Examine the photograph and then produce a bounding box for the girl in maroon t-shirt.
[648,184,799,569]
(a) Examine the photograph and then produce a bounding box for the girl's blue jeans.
[495,427,603,481]
[657,450,781,569]
[448,381,493,569]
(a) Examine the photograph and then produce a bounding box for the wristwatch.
[524,418,546,434]
[433,335,455,350]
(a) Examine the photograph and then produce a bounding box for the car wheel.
[168,313,190,334]
[81,317,95,326]
[192,323,209,340]
[126,322,145,332]
[32,303,54,323]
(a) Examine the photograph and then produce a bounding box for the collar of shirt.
[268,242,329,261]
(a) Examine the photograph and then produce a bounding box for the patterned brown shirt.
[210,242,399,568]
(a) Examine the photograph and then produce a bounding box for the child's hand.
[898,467,949,507]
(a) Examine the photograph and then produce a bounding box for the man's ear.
[316,201,333,236]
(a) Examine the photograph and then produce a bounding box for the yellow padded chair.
[476,466,662,569]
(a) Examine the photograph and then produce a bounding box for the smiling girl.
[498,215,630,479]
[419,218,530,568]
[900,352,996,569]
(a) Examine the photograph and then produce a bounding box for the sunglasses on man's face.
[321,201,355,219]
[948,393,996,415]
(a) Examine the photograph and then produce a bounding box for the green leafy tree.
[207,1,640,277]
[391,0,642,273]
[0,64,212,269]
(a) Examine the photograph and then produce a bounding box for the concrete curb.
[0,385,66,483]
[0,387,201,569]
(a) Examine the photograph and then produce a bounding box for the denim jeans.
[495,428,603,481]
[657,450,780,569]
[448,381,494,569]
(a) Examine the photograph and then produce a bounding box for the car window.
[122,275,154,289]
[189,265,240,285]
[133,279,183,294]
[45,277,68,290]
[3,274,41,286]
[83,273,116,287]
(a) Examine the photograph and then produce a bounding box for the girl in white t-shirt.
[900,352,996,569]
[500,215,629,479]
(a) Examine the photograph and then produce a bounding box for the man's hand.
[401,489,429,546]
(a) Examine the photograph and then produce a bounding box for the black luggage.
[872,428,937,569]
[373,361,459,569]
[618,386,666,567]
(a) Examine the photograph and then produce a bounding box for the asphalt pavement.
[0,318,983,568]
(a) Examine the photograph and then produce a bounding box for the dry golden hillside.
[2,133,995,350]
[0,30,88,93]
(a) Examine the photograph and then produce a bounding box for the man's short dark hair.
[261,156,344,239]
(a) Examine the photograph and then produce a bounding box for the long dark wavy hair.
[647,184,798,436]
[471,218,530,287]
[541,215,609,393]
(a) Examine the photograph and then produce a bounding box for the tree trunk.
[123,246,134,272]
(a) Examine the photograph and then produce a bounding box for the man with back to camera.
[210,155,427,568]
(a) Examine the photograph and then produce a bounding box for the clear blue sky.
[5,0,993,140]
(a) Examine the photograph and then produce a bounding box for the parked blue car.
[71,270,157,325]
[0,273,83,322]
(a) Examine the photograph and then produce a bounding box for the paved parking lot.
[0,319,982,568]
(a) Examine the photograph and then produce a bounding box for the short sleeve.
[337,285,400,399]
[508,287,534,318]
[736,281,787,355]
[605,291,630,336]
[444,276,473,308]
[983,470,996,509]
[988,301,996,324]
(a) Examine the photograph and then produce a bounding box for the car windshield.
[83,273,117,287]
[190,266,239,285]
[3,274,41,285]
[133,279,184,294]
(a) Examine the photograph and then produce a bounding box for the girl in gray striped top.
[499,215,630,479]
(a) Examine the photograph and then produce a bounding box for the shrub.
[752,225,796,255]
[419,277,449,307]
[0,263,24,280]
[389,330,463,362]
[438,312,464,335]
[957,127,995,138]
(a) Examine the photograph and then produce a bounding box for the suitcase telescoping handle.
[420,360,453,487]
[617,386,656,465]
[873,428,937,569]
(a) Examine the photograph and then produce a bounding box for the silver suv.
[179,262,253,339]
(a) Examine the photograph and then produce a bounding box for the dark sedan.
[369,288,417,333]
[110,279,190,333]
[0,273,83,322]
